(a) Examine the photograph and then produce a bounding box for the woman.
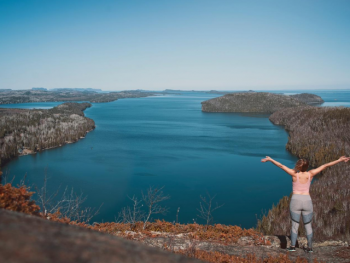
[261,156,349,253]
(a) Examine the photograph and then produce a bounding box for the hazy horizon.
[1,0,350,91]
[4,85,350,92]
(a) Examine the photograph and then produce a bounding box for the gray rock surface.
[139,232,350,263]
[0,209,203,263]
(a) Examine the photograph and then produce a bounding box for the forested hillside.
[201,92,320,113]
[0,103,95,168]
[257,106,350,243]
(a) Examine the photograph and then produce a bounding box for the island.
[201,92,314,113]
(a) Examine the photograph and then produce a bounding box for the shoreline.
[17,128,95,157]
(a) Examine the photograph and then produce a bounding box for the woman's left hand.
[261,156,272,163]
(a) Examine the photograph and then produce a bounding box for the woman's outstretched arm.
[309,156,350,177]
[261,156,296,176]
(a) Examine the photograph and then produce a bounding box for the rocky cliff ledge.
[0,209,202,263]
[1,209,349,263]
[201,92,322,113]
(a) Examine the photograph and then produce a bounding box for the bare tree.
[197,191,224,230]
[118,195,145,227]
[35,172,61,216]
[35,173,101,223]
[49,186,102,222]
[142,186,170,229]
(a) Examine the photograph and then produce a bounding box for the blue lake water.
[2,90,350,228]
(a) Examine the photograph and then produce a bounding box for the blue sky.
[0,0,349,91]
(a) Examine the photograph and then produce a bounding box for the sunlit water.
[2,90,350,228]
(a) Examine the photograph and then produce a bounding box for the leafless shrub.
[35,173,101,223]
[117,186,170,230]
[197,191,224,230]
[142,186,170,229]
[117,195,145,227]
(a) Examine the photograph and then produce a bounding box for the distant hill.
[206,90,256,95]
[289,93,324,104]
[51,88,102,92]
[0,89,155,104]
[201,92,312,113]
[32,87,48,91]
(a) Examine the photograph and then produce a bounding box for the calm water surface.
[3,90,350,228]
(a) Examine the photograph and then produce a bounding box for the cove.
[4,90,347,228]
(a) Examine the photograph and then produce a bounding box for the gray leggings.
[290,194,313,248]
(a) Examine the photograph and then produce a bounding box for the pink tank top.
[292,172,311,193]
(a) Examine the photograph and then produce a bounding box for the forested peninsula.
[201,92,323,113]
[0,102,94,171]
[258,106,350,243]
[0,89,154,104]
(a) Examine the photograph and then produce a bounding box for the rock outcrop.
[112,230,349,262]
[0,209,202,263]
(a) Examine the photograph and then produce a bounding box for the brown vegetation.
[257,106,350,243]
[0,183,40,215]
[90,220,267,245]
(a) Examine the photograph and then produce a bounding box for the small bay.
[3,90,350,228]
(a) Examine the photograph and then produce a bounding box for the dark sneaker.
[287,246,296,252]
[303,246,313,253]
